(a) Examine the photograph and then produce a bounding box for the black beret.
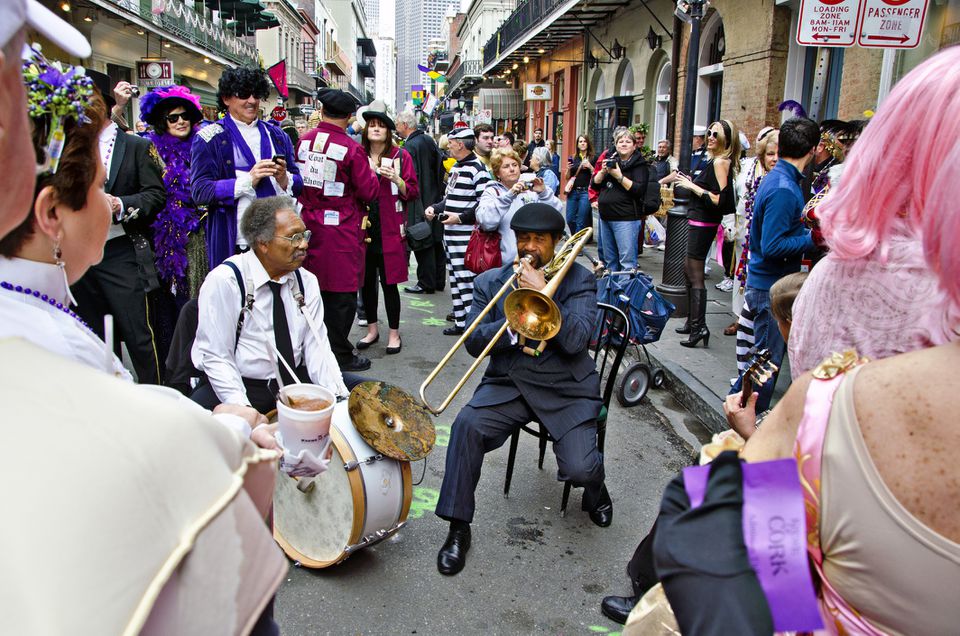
[510,203,566,234]
[318,88,361,118]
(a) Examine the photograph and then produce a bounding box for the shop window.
[594,96,633,152]
[696,15,724,127]
[618,59,634,96]
[654,62,671,143]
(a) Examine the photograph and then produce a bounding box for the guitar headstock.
[740,349,779,407]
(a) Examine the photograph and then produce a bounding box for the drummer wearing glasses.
[191,196,365,415]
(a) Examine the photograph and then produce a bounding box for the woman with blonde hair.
[674,119,741,348]
[477,148,562,264]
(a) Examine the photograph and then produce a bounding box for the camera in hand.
[438,212,449,222]
[129,86,140,97]
[605,157,617,168]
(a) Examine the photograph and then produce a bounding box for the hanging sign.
[136,59,175,88]
[796,0,861,47]
[858,0,928,48]
[524,83,553,101]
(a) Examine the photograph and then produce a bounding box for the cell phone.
[568,155,574,163]
[272,154,284,164]
[438,213,449,222]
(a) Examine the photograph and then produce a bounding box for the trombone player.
[435,203,612,576]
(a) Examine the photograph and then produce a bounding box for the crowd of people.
[3,0,959,630]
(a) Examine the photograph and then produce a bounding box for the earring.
[54,235,78,307]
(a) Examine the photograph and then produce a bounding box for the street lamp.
[657,0,709,317]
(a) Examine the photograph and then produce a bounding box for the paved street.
[275,260,708,635]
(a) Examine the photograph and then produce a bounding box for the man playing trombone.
[434,203,612,576]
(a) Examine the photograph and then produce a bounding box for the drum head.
[273,426,361,568]
[348,382,436,461]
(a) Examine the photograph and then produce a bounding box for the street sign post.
[858,0,928,48]
[271,106,288,122]
[796,0,861,47]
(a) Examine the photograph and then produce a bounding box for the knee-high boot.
[680,289,710,348]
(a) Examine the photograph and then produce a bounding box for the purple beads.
[1,280,92,332]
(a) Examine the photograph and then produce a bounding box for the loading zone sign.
[797,0,861,47]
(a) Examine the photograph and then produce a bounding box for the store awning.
[180,77,219,108]
[478,88,523,120]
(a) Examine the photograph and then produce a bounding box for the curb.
[641,344,728,436]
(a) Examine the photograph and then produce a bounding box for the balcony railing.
[287,65,315,93]
[102,0,258,66]
[346,83,364,100]
[448,59,483,95]
[483,0,566,68]
[357,58,375,78]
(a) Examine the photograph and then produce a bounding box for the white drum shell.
[272,401,411,567]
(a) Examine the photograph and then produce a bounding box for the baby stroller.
[591,264,676,406]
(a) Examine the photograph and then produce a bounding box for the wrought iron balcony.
[483,0,567,68]
[357,58,376,79]
[447,59,483,95]
[287,65,316,94]
[346,83,364,100]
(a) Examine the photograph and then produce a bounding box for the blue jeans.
[729,286,785,413]
[565,189,591,235]
[599,218,640,272]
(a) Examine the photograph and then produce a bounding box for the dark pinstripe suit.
[435,262,605,523]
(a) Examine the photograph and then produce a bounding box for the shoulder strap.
[223,260,253,350]
[293,269,305,309]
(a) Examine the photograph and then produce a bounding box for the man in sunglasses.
[191,196,365,414]
[191,65,303,270]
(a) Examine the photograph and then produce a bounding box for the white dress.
[0,256,132,379]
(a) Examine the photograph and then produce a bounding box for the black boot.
[680,289,710,348]
[674,287,692,334]
[600,594,639,624]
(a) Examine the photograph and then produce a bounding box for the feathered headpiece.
[22,43,95,176]
[777,100,807,120]
[139,85,202,129]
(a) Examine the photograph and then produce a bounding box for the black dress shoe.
[437,522,471,575]
[385,338,402,355]
[445,312,455,322]
[355,335,379,350]
[443,326,465,336]
[600,594,639,624]
[588,486,613,527]
[340,354,371,372]
[404,284,434,294]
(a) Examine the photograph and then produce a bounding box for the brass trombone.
[418,227,594,415]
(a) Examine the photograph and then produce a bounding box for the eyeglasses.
[274,230,312,244]
[164,112,189,124]
[232,92,262,100]
[706,130,721,139]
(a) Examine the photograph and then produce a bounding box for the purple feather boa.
[149,130,200,292]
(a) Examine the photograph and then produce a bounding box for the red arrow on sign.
[812,33,846,41]
[863,33,910,43]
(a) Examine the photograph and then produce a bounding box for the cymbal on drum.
[348,382,436,461]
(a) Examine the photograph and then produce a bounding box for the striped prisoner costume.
[433,152,492,328]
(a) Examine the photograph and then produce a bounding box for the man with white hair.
[396,109,446,295]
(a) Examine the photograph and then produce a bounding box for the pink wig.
[923,142,960,310]
[818,47,960,263]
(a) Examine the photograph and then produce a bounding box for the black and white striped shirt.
[433,152,491,225]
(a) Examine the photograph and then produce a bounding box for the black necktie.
[268,281,297,386]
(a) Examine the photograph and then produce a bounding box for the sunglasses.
[706,130,721,139]
[274,230,312,245]
[165,112,190,124]
[232,92,263,100]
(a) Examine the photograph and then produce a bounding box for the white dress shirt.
[99,122,126,241]
[0,256,132,380]
[192,250,347,407]
[231,116,294,248]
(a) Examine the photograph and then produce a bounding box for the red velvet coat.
[373,146,419,285]
[296,122,379,292]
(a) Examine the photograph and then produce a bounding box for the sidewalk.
[582,240,791,435]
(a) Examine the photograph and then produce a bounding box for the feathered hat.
[139,85,202,129]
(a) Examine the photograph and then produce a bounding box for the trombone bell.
[504,290,561,341]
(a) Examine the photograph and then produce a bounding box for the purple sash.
[683,458,823,632]
[221,116,277,199]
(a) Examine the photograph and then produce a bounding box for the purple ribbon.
[684,458,823,632]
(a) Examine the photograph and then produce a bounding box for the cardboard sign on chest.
[298,134,346,196]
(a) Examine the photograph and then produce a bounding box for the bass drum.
[272,401,412,568]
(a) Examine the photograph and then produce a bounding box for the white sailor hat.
[448,127,475,141]
[1,0,92,58]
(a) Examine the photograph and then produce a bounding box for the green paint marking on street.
[408,486,439,519]
[409,299,435,308]
[587,626,620,635]
[422,317,447,326]
[434,424,451,447]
